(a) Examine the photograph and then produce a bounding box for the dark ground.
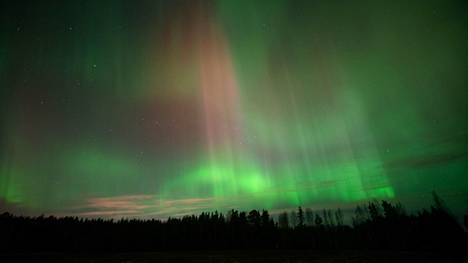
[0,250,465,263]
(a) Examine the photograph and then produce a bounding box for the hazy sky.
[1,0,467,219]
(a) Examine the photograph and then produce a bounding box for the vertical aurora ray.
[155,2,270,207]
[196,7,245,200]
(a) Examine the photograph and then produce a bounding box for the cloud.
[85,195,154,210]
[65,194,225,219]
[385,151,467,169]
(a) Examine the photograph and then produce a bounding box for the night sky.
[1,0,467,219]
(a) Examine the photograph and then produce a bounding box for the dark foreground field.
[0,251,465,263]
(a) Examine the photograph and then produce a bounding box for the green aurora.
[0,0,467,219]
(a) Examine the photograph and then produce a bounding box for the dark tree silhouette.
[368,201,383,222]
[322,209,330,226]
[289,210,298,228]
[297,206,305,228]
[314,213,323,227]
[305,208,314,226]
[327,209,335,227]
[0,192,465,257]
[278,212,289,229]
[335,208,344,226]
[352,205,368,226]
[248,209,261,227]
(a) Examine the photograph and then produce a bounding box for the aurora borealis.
[1,0,467,219]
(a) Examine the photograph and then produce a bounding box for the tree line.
[0,192,465,253]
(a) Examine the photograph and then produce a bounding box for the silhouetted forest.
[0,192,466,255]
